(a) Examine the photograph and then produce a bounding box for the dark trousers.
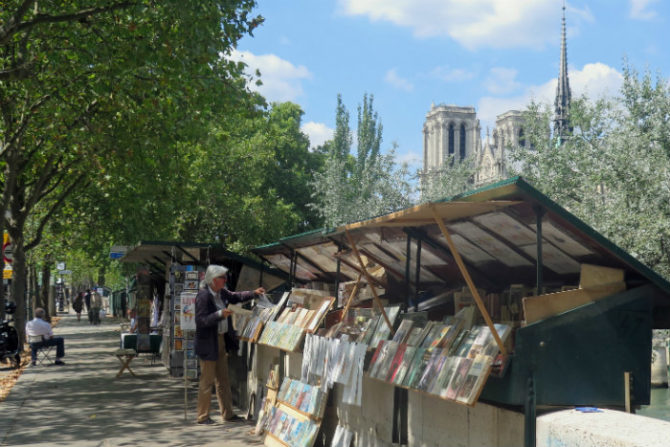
[30,337,65,362]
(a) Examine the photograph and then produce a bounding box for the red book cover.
[386,343,407,383]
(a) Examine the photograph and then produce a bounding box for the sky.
[233,0,670,171]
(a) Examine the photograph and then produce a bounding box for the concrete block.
[537,408,670,447]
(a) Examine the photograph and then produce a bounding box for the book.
[385,343,407,383]
[305,298,334,333]
[416,349,443,391]
[369,306,400,348]
[445,357,473,400]
[456,354,493,405]
[402,347,429,389]
[420,322,445,349]
[422,350,449,393]
[428,324,452,349]
[448,328,469,356]
[391,345,417,385]
[391,319,414,344]
[456,327,480,357]
[375,340,399,380]
[367,340,387,379]
[405,327,425,347]
[431,356,458,396]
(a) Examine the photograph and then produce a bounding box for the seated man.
[26,307,65,366]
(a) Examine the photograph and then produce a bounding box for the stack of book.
[366,323,510,406]
[277,378,327,419]
[258,321,305,352]
[264,406,319,447]
[263,377,328,447]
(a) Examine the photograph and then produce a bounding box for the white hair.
[204,264,228,286]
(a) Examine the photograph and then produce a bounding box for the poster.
[180,291,197,330]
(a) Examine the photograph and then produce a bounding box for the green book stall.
[246,177,670,447]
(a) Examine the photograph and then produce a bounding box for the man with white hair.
[194,264,265,425]
[26,308,66,366]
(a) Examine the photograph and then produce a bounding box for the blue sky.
[233,0,670,171]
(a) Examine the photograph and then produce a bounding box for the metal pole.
[534,206,545,296]
[404,235,411,313]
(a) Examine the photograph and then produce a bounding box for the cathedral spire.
[554,1,572,142]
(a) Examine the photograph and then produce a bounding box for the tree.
[418,155,477,203]
[507,63,670,278]
[0,0,262,337]
[310,94,412,227]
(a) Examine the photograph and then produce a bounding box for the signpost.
[3,232,13,264]
[110,245,129,259]
[3,232,12,279]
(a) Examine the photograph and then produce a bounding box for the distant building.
[422,5,572,190]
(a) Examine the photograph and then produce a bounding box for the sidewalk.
[0,312,264,447]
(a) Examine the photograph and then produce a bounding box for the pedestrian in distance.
[194,264,265,425]
[26,308,66,366]
[84,289,91,313]
[90,289,102,325]
[72,292,84,322]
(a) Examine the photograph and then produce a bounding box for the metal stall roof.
[252,177,670,326]
[119,240,288,291]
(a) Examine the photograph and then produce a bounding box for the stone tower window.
[448,123,455,156]
[460,124,466,160]
[519,128,525,147]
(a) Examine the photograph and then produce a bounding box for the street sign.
[109,245,129,260]
[59,270,73,275]
[57,262,66,271]
[3,264,12,280]
[2,240,12,264]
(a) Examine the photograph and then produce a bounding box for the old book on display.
[404,327,425,347]
[368,340,394,379]
[456,354,494,405]
[390,345,417,385]
[416,349,444,391]
[391,319,414,344]
[428,324,452,349]
[304,297,335,333]
[374,340,399,380]
[430,356,458,396]
[447,328,469,356]
[384,343,407,382]
[367,340,386,378]
[419,349,449,392]
[369,306,400,348]
[402,347,429,389]
[419,322,445,349]
[444,357,473,400]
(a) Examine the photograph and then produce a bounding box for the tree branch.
[25,174,87,252]
[0,1,139,46]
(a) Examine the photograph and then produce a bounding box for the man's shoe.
[54,360,65,366]
[31,361,36,367]
[224,415,245,423]
[197,418,215,425]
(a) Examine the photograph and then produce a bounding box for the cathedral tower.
[554,2,572,141]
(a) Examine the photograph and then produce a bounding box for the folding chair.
[28,335,54,366]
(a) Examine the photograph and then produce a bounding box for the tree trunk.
[40,261,52,321]
[9,234,27,347]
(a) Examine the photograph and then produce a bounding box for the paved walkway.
[0,312,264,447]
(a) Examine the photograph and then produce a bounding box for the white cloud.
[429,66,475,82]
[484,67,521,94]
[477,62,623,129]
[630,0,658,20]
[395,149,423,171]
[384,68,414,92]
[301,121,334,149]
[338,0,593,50]
[230,49,312,102]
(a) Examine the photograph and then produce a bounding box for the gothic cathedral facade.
[422,5,571,190]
